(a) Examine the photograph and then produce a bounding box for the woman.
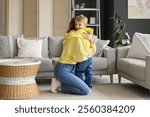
[54,17,96,95]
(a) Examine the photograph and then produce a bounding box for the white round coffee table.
[0,59,41,99]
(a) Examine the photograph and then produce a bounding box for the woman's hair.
[67,17,76,33]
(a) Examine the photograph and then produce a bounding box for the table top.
[0,59,41,66]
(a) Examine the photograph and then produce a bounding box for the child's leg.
[75,61,87,81]
[84,57,93,89]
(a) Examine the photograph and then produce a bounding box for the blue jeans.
[75,57,93,88]
[54,62,91,95]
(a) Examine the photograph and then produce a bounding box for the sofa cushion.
[48,36,63,58]
[51,57,108,71]
[17,37,49,58]
[94,39,110,57]
[92,57,107,71]
[117,58,145,81]
[17,37,43,58]
[127,32,150,60]
[38,58,54,72]
[0,35,21,58]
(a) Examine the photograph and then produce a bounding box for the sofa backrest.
[1,34,110,59]
[48,35,109,58]
[0,35,49,58]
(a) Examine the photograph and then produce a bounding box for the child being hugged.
[74,15,96,89]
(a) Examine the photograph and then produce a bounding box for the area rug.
[32,75,150,100]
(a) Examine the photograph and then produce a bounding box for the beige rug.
[32,75,150,100]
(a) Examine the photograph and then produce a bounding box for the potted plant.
[112,14,130,47]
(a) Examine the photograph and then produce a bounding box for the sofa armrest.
[103,47,116,74]
[146,54,150,89]
[116,46,130,60]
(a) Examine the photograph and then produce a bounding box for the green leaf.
[112,14,126,47]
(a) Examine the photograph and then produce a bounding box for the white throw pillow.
[17,37,43,58]
[94,39,110,57]
[127,32,150,59]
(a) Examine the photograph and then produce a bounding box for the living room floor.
[32,75,150,100]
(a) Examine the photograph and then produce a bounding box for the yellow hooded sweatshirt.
[58,28,96,64]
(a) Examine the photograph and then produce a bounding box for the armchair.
[116,46,150,90]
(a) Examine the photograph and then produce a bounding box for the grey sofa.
[0,35,116,83]
[116,46,150,90]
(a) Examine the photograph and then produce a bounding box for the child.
[74,15,96,89]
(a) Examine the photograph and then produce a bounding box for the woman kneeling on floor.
[52,15,96,95]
